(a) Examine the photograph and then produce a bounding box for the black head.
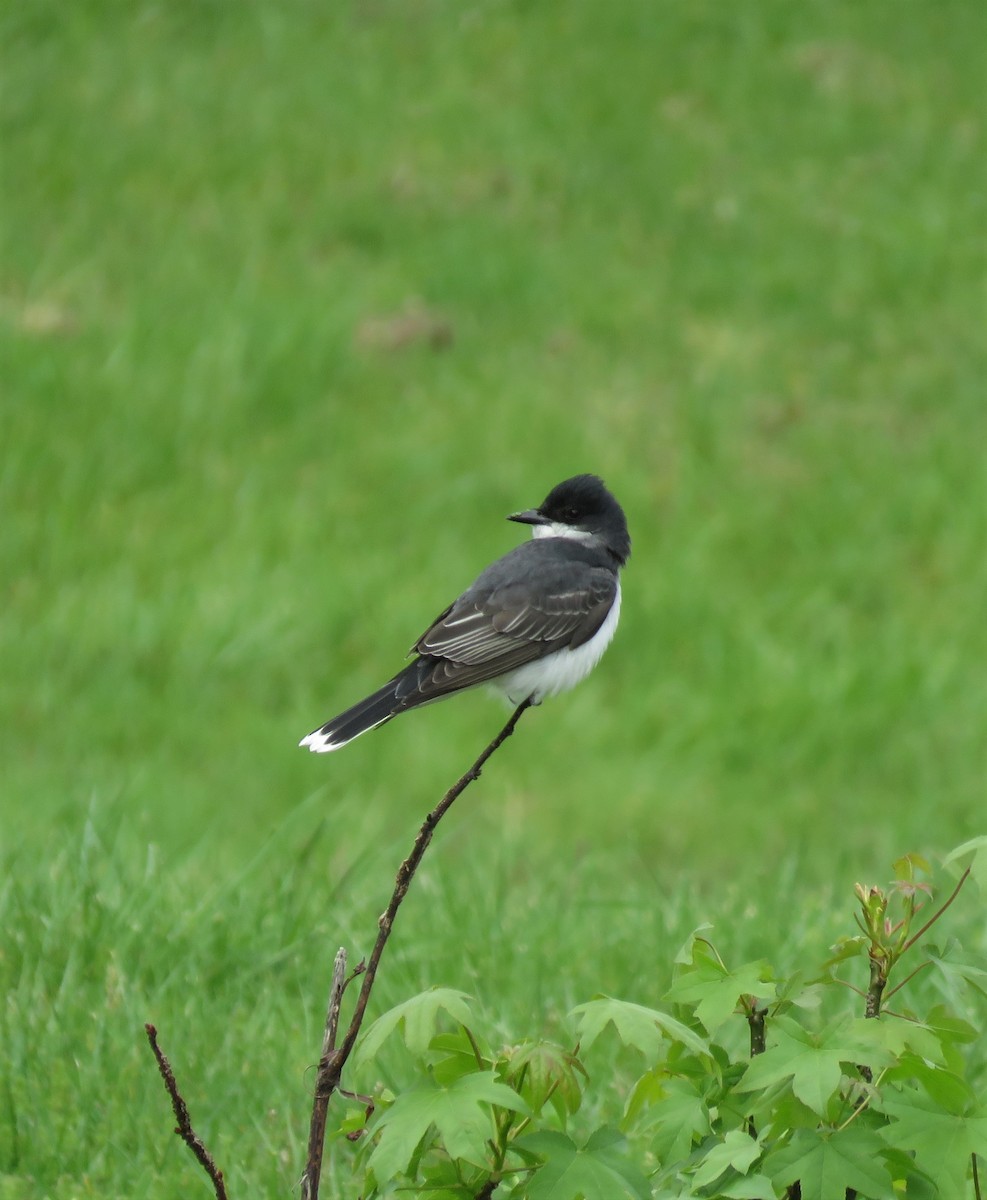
[508,474,631,565]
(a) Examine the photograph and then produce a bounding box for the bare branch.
[144,1023,228,1200]
[299,698,532,1199]
[325,947,349,1054]
[301,949,349,1200]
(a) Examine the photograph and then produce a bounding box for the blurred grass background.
[1,0,985,1194]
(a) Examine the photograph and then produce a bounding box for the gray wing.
[406,548,617,700]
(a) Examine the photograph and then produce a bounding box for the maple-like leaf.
[942,834,987,895]
[665,957,776,1034]
[570,995,709,1058]
[690,1128,762,1189]
[518,1126,652,1200]
[625,1074,711,1164]
[352,986,476,1070]
[366,1070,528,1180]
[737,1013,893,1116]
[766,1126,894,1200]
[881,1087,987,1199]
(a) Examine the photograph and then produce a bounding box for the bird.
[299,474,630,753]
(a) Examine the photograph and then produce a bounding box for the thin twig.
[301,948,349,1200]
[462,1023,487,1070]
[883,958,933,1001]
[144,1023,228,1200]
[326,948,349,1054]
[900,866,970,954]
[831,978,869,999]
[834,1067,888,1133]
[299,699,531,1199]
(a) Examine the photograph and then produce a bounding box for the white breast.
[492,583,621,705]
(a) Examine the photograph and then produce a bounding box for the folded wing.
[407,555,617,702]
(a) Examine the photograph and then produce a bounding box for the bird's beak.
[508,507,551,526]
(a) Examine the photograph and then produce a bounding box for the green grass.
[3,807,983,1198]
[1,0,985,1193]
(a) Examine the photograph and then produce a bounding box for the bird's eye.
[564,507,580,520]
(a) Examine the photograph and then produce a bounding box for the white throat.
[531,522,595,542]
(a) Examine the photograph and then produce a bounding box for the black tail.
[299,660,440,753]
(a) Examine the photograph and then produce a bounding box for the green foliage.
[571,997,710,1059]
[515,1128,651,1200]
[765,1127,894,1200]
[352,987,477,1068]
[335,844,986,1198]
[367,1072,529,1182]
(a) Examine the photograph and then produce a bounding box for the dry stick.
[301,948,350,1200]
[299,698,532,1200]
[145,1023,228,1200]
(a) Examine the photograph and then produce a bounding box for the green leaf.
[622,1065,664,1126]
[624,1075,710,1163]
[737,1014,892,1117]
[518,1126,652,1200]
[737,1021,841,1116]
[765,1126,894,1200]
[756,1087,824,1135]
[717,1174,780,1199]
[880,1087,987,1199]
[922,1004,980,1077]
[665,958,776,1034]
[841,1014,923,1068]
[942,835,987,894]
[883,1052,975,1113]
[673,922,715,965]
[924,1004,978,1048]
[352,987,476,1070]
[823,934,869,967]
[867,1015,947,1064]
[879,1148,938,1198]
[503,1040,586,1119]
[430,1029,489,1085]
[926,944,987,1000]
[571,996,709,1058]
[690,1128,762,1188]
[772,970,824,1013]
[892,851,932,880]
[419,1155,490,1198]
[366,1070,528,1180]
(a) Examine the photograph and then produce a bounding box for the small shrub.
[334,839,987,1199]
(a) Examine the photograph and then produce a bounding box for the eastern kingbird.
[300,474,630,753]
